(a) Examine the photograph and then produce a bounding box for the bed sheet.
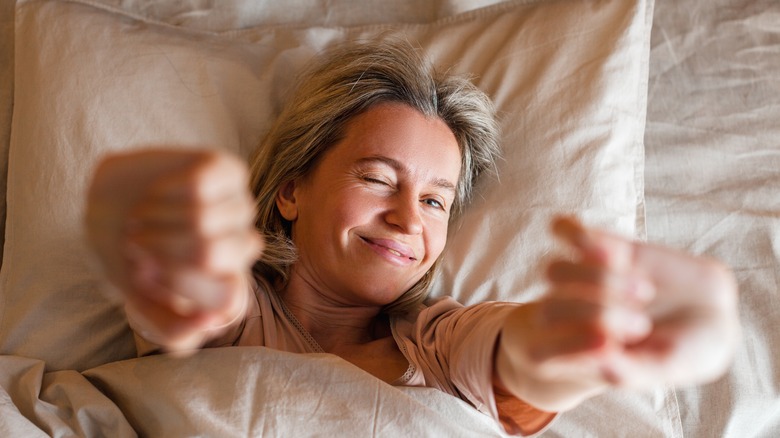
[644,1,780,437]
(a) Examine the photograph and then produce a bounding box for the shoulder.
[397,296,520,331]
[391,297,521,363]
[391,297,536,430]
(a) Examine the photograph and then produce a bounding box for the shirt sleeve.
[393,297,556,436]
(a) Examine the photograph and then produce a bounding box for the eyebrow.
[355,155,457,194]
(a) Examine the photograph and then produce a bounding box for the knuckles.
[94,149,258,272]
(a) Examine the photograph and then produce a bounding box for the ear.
[276,180,299,221]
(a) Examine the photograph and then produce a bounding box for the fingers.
[118,151,259,329]
[547,215,655,339]
[534,295,651,349]
[545,215,739,390]
[125,245,234,313]
[148,150,251,203]
[551,216,636,271]
[126,224,262,273]
[546,260,656,304]
[542,216,656,363]
[128,187,255,238]
[86,149,260,352]
[123,151,262,273]
[503,302,634,391]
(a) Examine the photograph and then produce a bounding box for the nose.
[385,192,423,235]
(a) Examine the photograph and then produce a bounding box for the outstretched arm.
[85,149,263,353]
[495,217,740,413]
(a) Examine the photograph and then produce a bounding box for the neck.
[278,269,384,353]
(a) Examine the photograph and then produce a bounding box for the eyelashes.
[423,198,444,209]
[360,174,390,186]
[357,172,449,212]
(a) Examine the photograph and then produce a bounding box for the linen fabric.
[2,0,650,372]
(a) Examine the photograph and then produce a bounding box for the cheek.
[292,181,379,258]
[336,194,370,221]
[322,190,381,241]
[425,221,450,262]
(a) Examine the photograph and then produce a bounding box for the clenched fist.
[496,217,740,412]
[85,149,263,352]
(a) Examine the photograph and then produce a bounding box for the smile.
[387,248,403,257]
[359,236,418,263]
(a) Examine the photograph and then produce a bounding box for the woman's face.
[277,102,461,307]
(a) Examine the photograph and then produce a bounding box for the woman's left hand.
[496,216,740,411]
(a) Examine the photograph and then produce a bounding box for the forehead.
[323,102,462,182]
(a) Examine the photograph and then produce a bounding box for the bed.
[0,0,777,436]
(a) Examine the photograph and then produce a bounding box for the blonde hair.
[250,38,500,315]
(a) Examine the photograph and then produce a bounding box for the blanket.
[1,348,506,437]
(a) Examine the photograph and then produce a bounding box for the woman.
[85,40,740,435]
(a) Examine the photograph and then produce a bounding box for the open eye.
[422,198,445,210]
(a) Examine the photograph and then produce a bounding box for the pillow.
[1,0,651,372]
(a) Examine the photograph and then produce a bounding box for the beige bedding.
[0,0,778,436]
[644,2,780,436]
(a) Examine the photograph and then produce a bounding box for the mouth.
[387,248,405,258]
[359,236,418,262]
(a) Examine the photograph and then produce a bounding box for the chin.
[344,266,427,306]
[348,283,409,307]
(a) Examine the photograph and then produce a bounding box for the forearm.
[495,305,608,412]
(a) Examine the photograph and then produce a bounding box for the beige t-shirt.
[133,279,555,435]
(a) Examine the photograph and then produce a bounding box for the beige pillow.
[1,0,650,371]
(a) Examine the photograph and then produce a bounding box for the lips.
[359,236,418,261]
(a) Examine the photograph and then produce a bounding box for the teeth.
[387,249,402,257]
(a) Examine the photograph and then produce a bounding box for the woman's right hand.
[85,149,263,352]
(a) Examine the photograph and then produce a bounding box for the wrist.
[497,306,607,412]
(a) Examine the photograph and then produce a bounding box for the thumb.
[551,216,634,270]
